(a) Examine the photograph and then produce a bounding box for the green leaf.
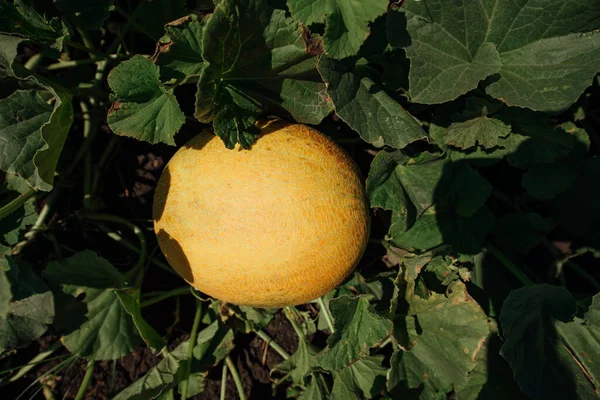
[318,56,425,149]
[44,251,141,360]
[0,35,25,75]
[0,292,54,354]
[317,295,393,370]
[287,0,389,59]
[177,371,207,399]
[54,0,111,30]
[196,0,333,148]
[0,268,11,319]
[273,339,319,385]
[0,88,73,191]
[396,1,600,112]
[553,157,600,240]
[156,16,205,81]
[0,0,67,51]
[388,281,490,399]
[393,4,501,105]
[522,164,577,200]
[492,213,554,254]
[499,284,596,399]
[135,0,188,40]
[445,117,511,150]
[298,372,331,400]
[113,341,189,400]
[192,320,235,367]
[0,192,36,246]
[556,294,600,397]
[331,355,387,400]
[107,55,185,145]
[5,256,49,300]
[116,289,167,351]
[43,250,125,289]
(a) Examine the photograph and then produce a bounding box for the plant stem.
[180,300,203,400]
[8,342,61,382]
[81,213,146,270]
[12,189,59,256]
[284,307,307,341]
[485,243,534,286]
[317,297,336,333]
[256,330,290,360]
[24,53,44,70]
[45,54,124,71]
[220,363,228,400]
[141,287,191,308]
[0,188,36,221]
[90,136,119,196]
[102,229,179,276]
[74,360,95,400]
[225,356,246,400]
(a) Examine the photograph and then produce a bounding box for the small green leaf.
[196,0,333,148]
[288,0,389,59]
[317,295,393,370]
[193,320,235,367]
[298,372,331,400]
[499,284,592,399]
[0,191,36,246]
[331,355,387,400]
[445,117,511,150]
[0,88,73,191]
[113,341,189,400]
[156,16,205,81]
[273,340,319,385]
[388,281,490,399]
[107,55,185,145]
[492,213,554,254]
[0,0,67,51]
[212,101,259,149]
[0,292,54,354]
[318,56,425,149]
[116,289,167,352]
[522,164,577,200]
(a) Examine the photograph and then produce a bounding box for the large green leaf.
[196,0,333,149]
[287,0,389,59]
[388,281,490,399]
[0,88,73,191]
[43,251,141,360]
[499,284,596,399]
[331,355,387,400]
[395,0,600,112]
[156,16,205,81]
[107,55,185,145]
[116,289,166,352]
[445,117,511,150]
[317,295,393,371]
[0,0,67,51]
[556,294,600,397]
[318,56,425,149]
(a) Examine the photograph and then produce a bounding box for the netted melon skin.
[153,120,370,307]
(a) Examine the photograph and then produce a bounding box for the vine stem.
[485,243,534,286]
[0,188,36,221]
[140,287,191,308]
[225,356,246,400]
[74,360,95,400]
[284,307,307,341]
[180,300,203,400]
[256,330,290,360]
[81,213,146,271]
[12,189,59,256]
[317,297,336,333]
[220,363,228,400]
[8,341,62,382]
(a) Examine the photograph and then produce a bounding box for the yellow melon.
[153,120,370,307]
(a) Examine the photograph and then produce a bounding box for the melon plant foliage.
[0,0,600,399]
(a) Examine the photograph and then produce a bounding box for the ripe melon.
[153,120,370,307]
